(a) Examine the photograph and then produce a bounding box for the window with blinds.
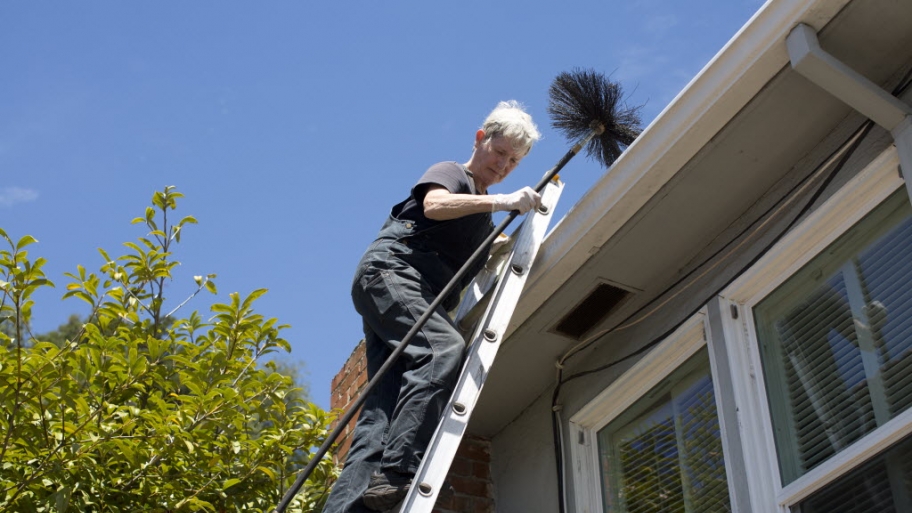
[596,349,731,513]
[754,190,912,486]
[798,434,912,513]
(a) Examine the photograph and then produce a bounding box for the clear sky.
[1,0,765,409]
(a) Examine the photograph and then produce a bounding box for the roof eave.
[507,0,852,336]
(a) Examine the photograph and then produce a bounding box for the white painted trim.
[787,23,912,132]
[724,147,903,304]
[570,313,706,428]
[569,312,707,513]
[778,407,912,506]
[704,302,752,513]
[720,144,909,511]
[717,297,787,513]
[508,0,853,337]
[570,422,602,513]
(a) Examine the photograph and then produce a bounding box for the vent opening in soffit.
[551,281,636,340]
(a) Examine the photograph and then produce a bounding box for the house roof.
[471,0,912,437]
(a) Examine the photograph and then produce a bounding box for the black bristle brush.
[273,69,641,513]
[545,68,642,176]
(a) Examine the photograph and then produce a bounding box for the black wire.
[550,69,912,509]
[551,369,565,513]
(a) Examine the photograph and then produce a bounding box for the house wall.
[488,391,560,513]
[487,95,906,512]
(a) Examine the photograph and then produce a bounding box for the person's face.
[469,130,526,192]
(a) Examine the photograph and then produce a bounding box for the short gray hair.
[481,100,541,156]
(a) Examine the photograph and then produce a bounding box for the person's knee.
[433,337,465,383]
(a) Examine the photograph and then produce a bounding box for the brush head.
[548,68,642,168]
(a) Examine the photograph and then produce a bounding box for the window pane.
[677,376,731,510]
[597,349,731,513]
[754,190,912,485]
[798,434,912,513]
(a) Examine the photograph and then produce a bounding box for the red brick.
[449,476,490,498]
[449,457,472,477]
[354,368,368,389]
[330,340,367,464]
[473,498,496,513]
[471,461,490,480]
[452,495,474,511]
[455,438,490,463]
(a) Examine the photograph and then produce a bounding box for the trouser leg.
[354,265,465,474]
[321,325,405,513]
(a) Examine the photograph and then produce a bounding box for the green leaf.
[54,485,72,512]
[97,247,112,263]
[257,466,276,479]
[16,235,38,250]
[222,478,241,491]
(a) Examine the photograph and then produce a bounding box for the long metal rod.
[273,130,596,513]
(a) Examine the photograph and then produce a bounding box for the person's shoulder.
[420,161,467,185]
[425,161,463,174]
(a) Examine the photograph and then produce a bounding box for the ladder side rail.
[452,234,516,335]
[400,179,563,513]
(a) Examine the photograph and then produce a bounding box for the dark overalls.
[322,196,493,513]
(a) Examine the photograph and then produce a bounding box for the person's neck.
[462,161,486,193]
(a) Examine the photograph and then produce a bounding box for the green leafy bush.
[0,186,337,512]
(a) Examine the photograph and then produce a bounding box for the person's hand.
[492,187,541,214]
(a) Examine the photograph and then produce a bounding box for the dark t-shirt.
[394,161,479,224]
[390,161,494,287]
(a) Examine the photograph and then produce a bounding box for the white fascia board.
[507,0,852,336]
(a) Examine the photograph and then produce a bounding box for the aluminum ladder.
[397,176,563,513]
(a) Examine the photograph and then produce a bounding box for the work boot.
[381,499,404,513]
[362,470,412,511]
[377,479,455,513]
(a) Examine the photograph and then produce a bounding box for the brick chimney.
[330,341,495,513]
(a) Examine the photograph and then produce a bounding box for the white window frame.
[719,146,910,512]
[568,312,714,513]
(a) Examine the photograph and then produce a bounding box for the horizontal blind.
[856,216,912,416]
[774,275,876,472]
[677,377,730,512]
[755,191,912,485]
[799,433,912,512]
[618,418,684,513]
[800,457,894,513]
[600,351,730,513]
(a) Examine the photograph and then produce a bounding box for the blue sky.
[1,1,764,409]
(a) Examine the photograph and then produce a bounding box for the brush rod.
[274,129,596,513]
[531,129,596,193]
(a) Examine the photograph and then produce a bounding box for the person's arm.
[423,185,541,221]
